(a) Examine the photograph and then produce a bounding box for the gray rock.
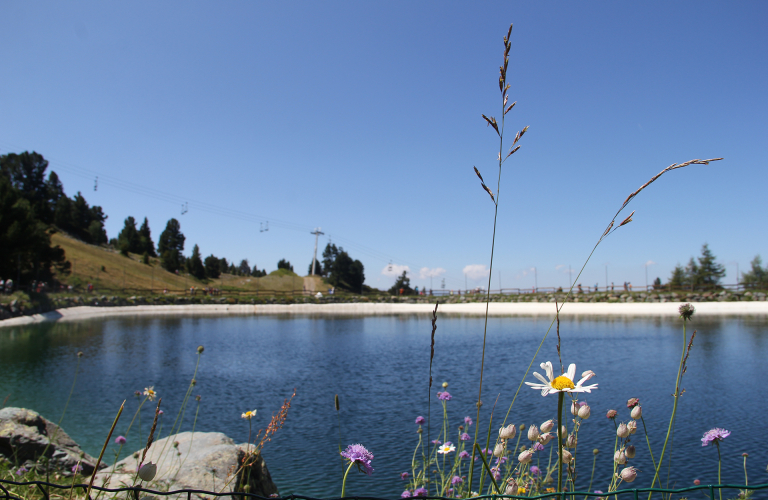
[95,432,278,499]
[0,407,102,476]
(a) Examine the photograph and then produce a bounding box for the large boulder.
[0,407,102,475]
[94,432,278,499]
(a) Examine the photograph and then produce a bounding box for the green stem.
[640,416,658,472]
[585,451,598,500]
[340,461,355,498]
[743,453,748,486]
[716,442,722,500]
[650,319,688,494]
[557,392,564,493]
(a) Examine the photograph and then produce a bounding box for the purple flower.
[16,467,28,476]
[464,416,473,426]
[533,442,544,451]
[401,472,409,480]
[459,450,470,460]
[444,441,453,447]
[494,457,508,465]
[451,475,463,485]
[401,491,412,498]
[594,491,604,495]
[158,410,164,415]
[414,487,428,497]
[490,467,501,481]
[415,416,425,425]
[431,439,441,445]
[115,435,127,445]
[437,391,452,401]
[71,464,83,473]
[702,428,730,446]
[340,443,374,475]
[460,432,470,441]
[530,465,541,476]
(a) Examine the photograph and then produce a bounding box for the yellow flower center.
[551,376,575,390]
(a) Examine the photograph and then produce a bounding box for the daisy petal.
[566,364,576,381]
[533,372,550,385]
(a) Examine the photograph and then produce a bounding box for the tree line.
[664,243,766,290]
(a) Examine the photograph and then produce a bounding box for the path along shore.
[2,301,768,328]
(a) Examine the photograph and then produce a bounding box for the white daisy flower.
[525,362,597,397]
[437,443,456,454]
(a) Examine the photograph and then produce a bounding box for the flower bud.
[138,462,157,481]
[499,424,516,440]
[197,345,205,354]
[606,410,617,420]
[593,448,599,455]
[538,432,553,446]
[571,400,580,416]
[630,406,642,420]
[626,398,639,408]
[627,421,637,434]
[625,445,636,459]
[578,404,591,419]
[620,466,638,483]
[527,424,540,442]
[504,478,518,496]
[442,381,449,388]
[617,422,630,438]
[519,424,526,431]
[614,450,627,465]
[566,434,577,448]
[518,449,534,464]
[540,420,555,433]
[561,425,567,437]
[560,449,573,464]
[493,442,506,457]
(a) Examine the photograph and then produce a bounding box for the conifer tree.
[187,244,206,280]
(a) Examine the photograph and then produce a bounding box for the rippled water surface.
[1,313,767,497]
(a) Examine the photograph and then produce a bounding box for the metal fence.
[1,479,766,500]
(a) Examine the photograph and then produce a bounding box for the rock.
[0,407,102,476]
[95,432,278,499]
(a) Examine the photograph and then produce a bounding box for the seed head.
[630,406,642,419]
[625,445,636,459]
[527,424,540,442]
[571,400,580,416]
[566,434,577,448]
[197,345,205,354]
[593,448,599,455]
[619,467,638,483]
[517,449,534,464]
[578,404,591,419]
[617,422,630,438]
[560,449,573,464]
[138,462,157,482]
[504,478,519,496]
[606,410,618,419]
[493,442,506,457]
[679,303,695,320]
[627,421,637,434]
[614,450,627,465]
[442,381,449,389]
[540,419,555,433]
[499,424,516,440]
[538,432,553,446]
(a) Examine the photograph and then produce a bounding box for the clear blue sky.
[1,2,766,291]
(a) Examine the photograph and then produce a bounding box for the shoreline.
[2,301,768,328]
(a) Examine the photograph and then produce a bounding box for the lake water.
[1,313,766,498]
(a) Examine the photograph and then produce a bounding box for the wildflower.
[630,406,642,419]
[495,457,508,466]
[432,439,442,445]
[438,443,456,454]
[504,478,519,496]
[614,450,627,465]
[341,444,374,475]
[593,448,599,455]
[442,381,449,388]
[16,467,28,476]
[499,423,516,440]
[197,345,205,353]
[459,451,470,459]
[541,419,554,433]
[578,404,591,419]
[415,416,425,425]
[560,449,573,463]
[195,395,201,402]
[606,409,617,419]
[701,428,730,446]
[401,491,412,498]
[138,462,157,481]
[115,435,127,445]
[241,409,257,419]
[143,387,157,401]
[437,391,452,401]
[71,464,83,473]
[518,449,534,464]
[490,467,501,481]
[527,424,540,442]
[538,432,553,445]
[530,465,541,476]
[451,476,463,485]
[627,398,639,408]
[533,442,544,451]
[617,422,630,438]
[525,362,597,396]
[627,421,637,434]
[679,303,695,320]
[401,472,409,480]
[465,416,473,426]
[694,479,701,485]
[414,487,428,497]
[460,432,470,441]
[571,400,580,416]
[625,445,636,459]
[493,442,506,457]
[158,410,164,415]
[134,390,142,396]
[566,434,577,448]
[620,466,638,483]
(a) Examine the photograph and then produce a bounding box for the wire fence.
[0,479,766,500]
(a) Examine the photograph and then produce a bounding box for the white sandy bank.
[1,301,767,328]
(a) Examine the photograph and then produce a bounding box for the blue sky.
[1,2,766,291]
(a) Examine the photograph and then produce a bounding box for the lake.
[1,313,766,498]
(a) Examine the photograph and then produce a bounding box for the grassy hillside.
[51,232,327,294]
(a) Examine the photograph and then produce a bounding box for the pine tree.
[695,243,725,287]
[187,244,206,280]
[668,264,686,289]
[388,270,413,295]
[158,218,185,273]
[138,217,157,257]
[741,255,767,289]
[307,259,323,276]
[204,255,221,279]
[277,259,293,272]
[117,216,140,255]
